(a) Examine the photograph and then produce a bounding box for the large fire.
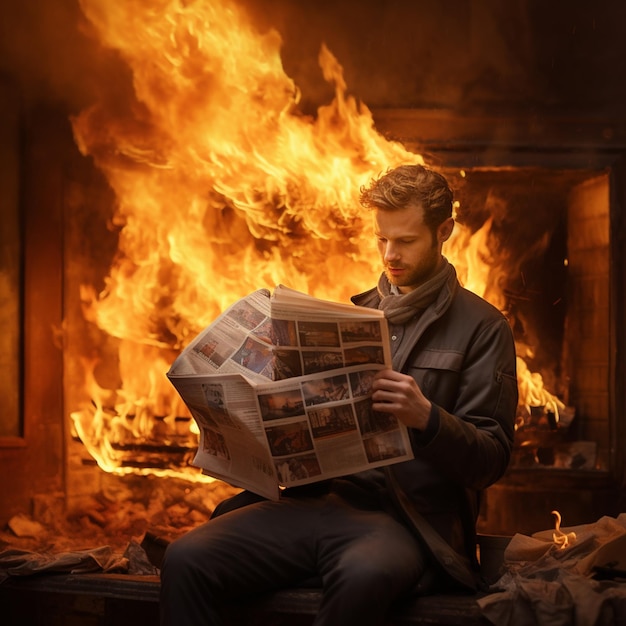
[69,0,566,478]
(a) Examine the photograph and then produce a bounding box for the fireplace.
[1,0,625,545]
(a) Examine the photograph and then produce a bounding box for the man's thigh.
[168,496,323,594]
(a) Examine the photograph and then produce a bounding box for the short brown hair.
[360,164,453,233]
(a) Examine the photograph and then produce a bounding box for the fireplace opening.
[63,164,609,459]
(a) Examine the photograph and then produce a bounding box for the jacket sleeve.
[411,316,518,490]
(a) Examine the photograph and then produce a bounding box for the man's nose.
[383,242,400,262]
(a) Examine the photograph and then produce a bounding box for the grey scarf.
[377,258,455,325]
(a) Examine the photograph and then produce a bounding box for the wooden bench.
[0,572,490,626]
[0,535,508,625]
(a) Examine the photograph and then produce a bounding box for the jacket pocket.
[406,349,463,405]
[409,349,464,371]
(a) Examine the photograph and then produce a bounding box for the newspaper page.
[167,286,415,500]
[167,372,279,499]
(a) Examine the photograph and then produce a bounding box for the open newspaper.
[167,285,414,500]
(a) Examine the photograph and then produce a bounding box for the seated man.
[160,163,518,626]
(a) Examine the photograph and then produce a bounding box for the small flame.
[516,358,565,421]
[551,510,576,549]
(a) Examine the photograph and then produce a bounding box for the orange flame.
[68,0,566,477]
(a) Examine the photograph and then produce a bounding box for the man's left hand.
[371,369,431,431]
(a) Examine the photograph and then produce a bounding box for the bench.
[0,572,490,626]
[0,534,508,625]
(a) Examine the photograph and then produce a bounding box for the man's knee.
[327,536,425,597]
[161,537,193,581]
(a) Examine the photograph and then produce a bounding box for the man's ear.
[437,217,455,243]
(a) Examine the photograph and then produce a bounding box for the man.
[160,164,518,626]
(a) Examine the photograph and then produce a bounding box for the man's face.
[374,204,451,293]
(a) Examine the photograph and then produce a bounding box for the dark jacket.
[351,270,518,590]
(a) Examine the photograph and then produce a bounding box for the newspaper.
[166,285,414,500]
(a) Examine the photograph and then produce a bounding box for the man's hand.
[371,369,431,431]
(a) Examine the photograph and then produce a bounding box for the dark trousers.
[160,489,427,626]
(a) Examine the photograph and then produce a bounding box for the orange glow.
[68,0,566,477]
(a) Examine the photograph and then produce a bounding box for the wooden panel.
[0,105,67,525]
[564,174,611,464]
[0,76,22,440]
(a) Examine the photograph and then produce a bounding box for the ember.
[0,476,238,554]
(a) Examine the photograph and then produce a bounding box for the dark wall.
[240,0,626,118]
[1,0,625,119]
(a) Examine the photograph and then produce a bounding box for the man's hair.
[359,164,453,232]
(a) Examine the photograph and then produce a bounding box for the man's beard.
[384,248,440,291]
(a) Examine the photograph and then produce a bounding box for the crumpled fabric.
[478,514,626,626]
[0,539,157,584]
